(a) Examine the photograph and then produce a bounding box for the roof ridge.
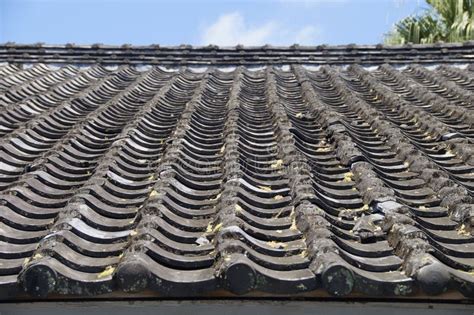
[3,41,474,50]
[1,42,474,65]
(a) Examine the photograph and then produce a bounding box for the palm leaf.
[385,0,474,44]
[385,13,443,44]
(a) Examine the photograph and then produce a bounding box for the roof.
[0,43,473,302]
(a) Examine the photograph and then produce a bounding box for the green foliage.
[385,0,474,44]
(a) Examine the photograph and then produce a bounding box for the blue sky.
[1,0,427,46]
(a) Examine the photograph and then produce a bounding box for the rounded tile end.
[222,261,256,295]
[22,264,57,298]
[322,264,354,296]
[116,261,150,293]
[417,263,450,295]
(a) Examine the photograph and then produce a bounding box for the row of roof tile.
[2,43,474,65]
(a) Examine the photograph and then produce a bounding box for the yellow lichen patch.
[290,217,298,231]
[418,205,427,211]
[206,223,214,234]
[148,175,154,181]
[235,204,243,213]
[97,266,115,279]
[23,257,31,266]
[32,253,43,260]
[344,204,369,215]
[444,149,455,157]
[297,283,307,290]
[271,159,284,168]
[316,147,331,153]
[403,161,410,168]
[259,185,272,192]
[267,241,287,249]
[458,224,471,237]
[149,190,158,198]
[212,223,223,233]
[296,112,304,118]
[343,172,353,182]
[299,250,308,258]
[273,195,284,201]
[210,193,221,201]
[220,145,226,154]
[130,230,138,236]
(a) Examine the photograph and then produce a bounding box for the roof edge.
[2,42,474,65]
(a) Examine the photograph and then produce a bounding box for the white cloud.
[201,12,276,46]
[294,26,321,43]
[200,12,322,46]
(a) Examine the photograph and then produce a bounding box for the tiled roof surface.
[0,44,473,301]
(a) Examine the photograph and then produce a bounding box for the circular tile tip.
[116,261,150,293]
[222,260,257,295]
[416,263,450,296]
[22,264,58,298]
[322,264,354,297]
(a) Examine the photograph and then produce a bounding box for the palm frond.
[385,0,474,45]
[384,13,444,44]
